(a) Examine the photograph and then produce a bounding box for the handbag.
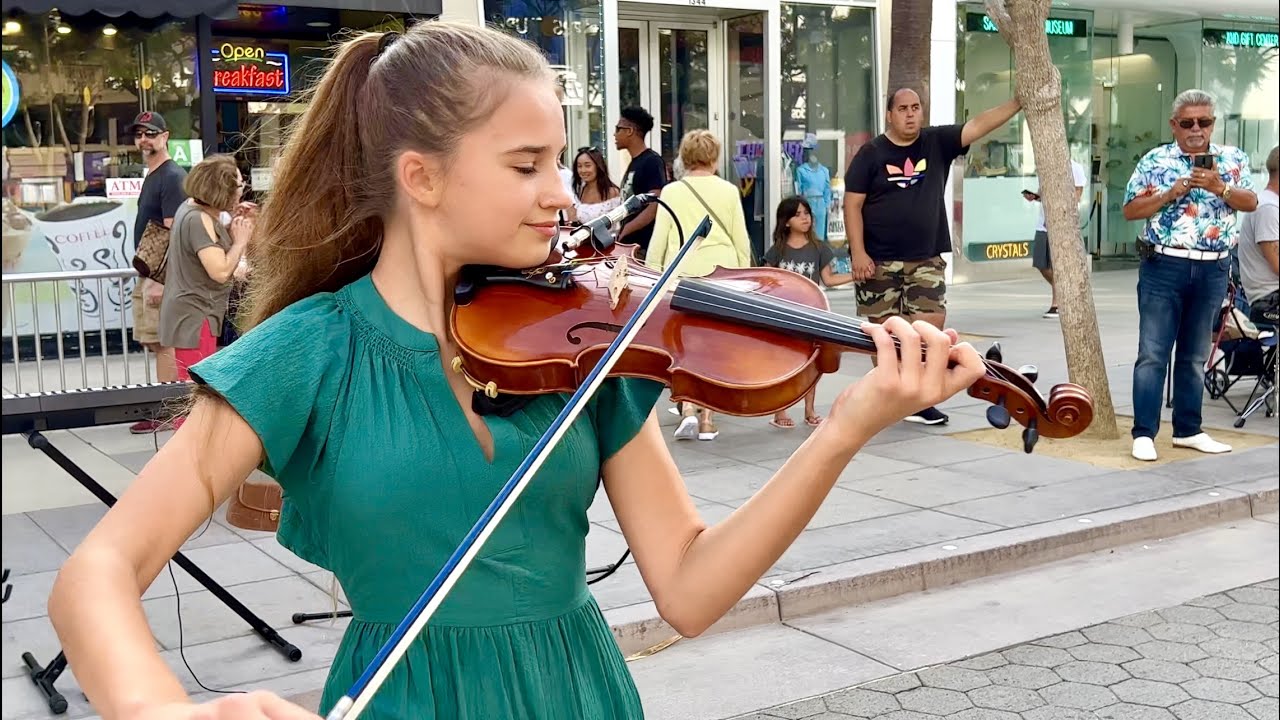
[225,477,283,533]
[132,220,171,284]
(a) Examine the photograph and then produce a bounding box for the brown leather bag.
[132,220,171,284]
[225,478,283,533]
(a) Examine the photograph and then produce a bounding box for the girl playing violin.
[47,21,987,720]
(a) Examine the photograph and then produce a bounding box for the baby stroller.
[1202,282,1276,427]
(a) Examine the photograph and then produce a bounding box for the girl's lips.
[528,223,559,238]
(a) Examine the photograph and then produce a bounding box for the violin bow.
[325,213,715,720]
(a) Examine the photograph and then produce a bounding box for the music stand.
[11,429,302,715]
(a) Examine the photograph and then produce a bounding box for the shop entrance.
[616,4,769,259]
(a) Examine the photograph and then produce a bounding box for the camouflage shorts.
[856,256,947,322]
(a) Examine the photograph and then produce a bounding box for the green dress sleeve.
[589,377,664,463]
[187,292,350,483]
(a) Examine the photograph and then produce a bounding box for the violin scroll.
[968,353,1094,453]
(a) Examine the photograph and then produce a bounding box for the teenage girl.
[763,196,854,429]
[46,22,986,720]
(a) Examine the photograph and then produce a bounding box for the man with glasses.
[127,111,188,433]
[613,106,667,258]
[1122,89,1259,461]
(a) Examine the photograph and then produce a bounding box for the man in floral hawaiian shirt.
[1123,89,1259,462]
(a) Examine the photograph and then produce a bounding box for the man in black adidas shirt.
[844,88,1020,425]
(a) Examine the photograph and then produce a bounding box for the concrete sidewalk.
[2,269,1276,719]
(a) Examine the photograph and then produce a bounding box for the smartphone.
[1193,154,1215,169]
[1021,190,1041,201]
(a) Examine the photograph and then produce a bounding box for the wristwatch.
[1222,184,1234,200]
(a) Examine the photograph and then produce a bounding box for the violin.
[451,237,1093,453]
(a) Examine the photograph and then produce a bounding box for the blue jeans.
[1132,253,1229,440]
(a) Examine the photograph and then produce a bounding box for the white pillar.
[930,0,958,283]
[765,3,782,246]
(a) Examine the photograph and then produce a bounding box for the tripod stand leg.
[21,651,69,715]
[292,609,354,624]
[25,431,302,663]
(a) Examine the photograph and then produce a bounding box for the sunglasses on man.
[1176,118,1214,129]
[133,130,161,139]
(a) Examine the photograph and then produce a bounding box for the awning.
[3,0,241,20]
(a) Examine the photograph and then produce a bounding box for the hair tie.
[376,31,401,59]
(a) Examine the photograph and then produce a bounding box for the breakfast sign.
[212,42,291,96]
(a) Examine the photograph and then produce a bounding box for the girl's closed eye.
[515,165,538,176]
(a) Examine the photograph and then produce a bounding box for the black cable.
[167,561,243,695]
[586,549,631,585]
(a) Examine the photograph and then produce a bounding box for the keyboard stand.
[20,430,302,715]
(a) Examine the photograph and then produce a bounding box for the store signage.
[106,178,144,200]
[966,13,1087,38]
[212,43,291,96]
[1202,28,1279,48]
[967,241,1032,262]
[2,60,18,128]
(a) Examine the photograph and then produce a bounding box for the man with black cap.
[127,111,188,433]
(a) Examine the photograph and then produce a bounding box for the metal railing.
[3,268,152,395]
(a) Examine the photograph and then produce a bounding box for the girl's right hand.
[131,692,321,720]
[230,216,254,246]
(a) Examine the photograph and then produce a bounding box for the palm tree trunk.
[984,0,1119,439]
[887,0,934,123]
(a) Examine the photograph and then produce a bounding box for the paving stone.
[916,665,991,692]
[1033,631,1089,649]
[859,673,922,694]
[1260,656,1279,675]
[1227,587,1280,607]
[1187,594,1234,609]
[1022,707,1095,720]
[1210,620,1278,643]
[1244,696,1278,720]
[987,664,1061,690]
[968,684,1046,712]
[1095,704,1176,720]
[1169,698,1255,720]
[1158,605,1226,626]
[1112,678,1192,707]
[1199,638,1272,662]
[1148,623,1218,645]
[1188,657,1268,682]
[1115,611,1166,629]
[1182,676,1263,704]
[1219,603,1280,625]
[955,653,1009,671]
[1055,660,1130,686]
[1002,645,1074,668]
[1069,643,1141,664]
[1137,640,1211,663]
[878,712,935,720]
[821,689,898,718]
[757,697,831,719]
[1249,674,1277,698]
[1039,681,1119,710]
[1084,623,1156,647]
[1123,659,1200,684]
[948,709,1020,720]
[896,687,972,715]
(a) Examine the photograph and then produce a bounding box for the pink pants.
[175,319,219,382]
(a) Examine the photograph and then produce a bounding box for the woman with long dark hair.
[571,146,621,224]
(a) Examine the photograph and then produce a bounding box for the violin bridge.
[608,256,630,310]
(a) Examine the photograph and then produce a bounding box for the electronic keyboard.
[2,382,193,435]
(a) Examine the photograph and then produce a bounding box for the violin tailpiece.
[609,256,630,310]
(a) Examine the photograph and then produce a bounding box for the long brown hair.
[770,196,819,253]
[571,147,617,202]
[239,21,552,331]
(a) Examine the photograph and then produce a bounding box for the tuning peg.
[1016,364,1039,384]
[1022,418,1039,454]
[985,342,1003,363]
[986,398,1011,429]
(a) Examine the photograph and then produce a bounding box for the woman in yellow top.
[645,129,753,441]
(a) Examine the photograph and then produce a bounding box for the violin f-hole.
[566,321,625,345]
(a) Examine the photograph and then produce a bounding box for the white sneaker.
[1132,437,1158,461]
[1172,433,1232,454]
[673,416,698,441]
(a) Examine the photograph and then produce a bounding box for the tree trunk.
[887,0,933,123]
[984,0,1119,439]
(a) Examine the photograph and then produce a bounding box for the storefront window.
[485,0,606,167]
[1201,22,1279,188]
[955,4,1094,265]
[3,11,199,279]
[780,3,877,254]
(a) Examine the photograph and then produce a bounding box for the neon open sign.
[212,43,291,96]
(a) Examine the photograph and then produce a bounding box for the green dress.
[190,273,663,719]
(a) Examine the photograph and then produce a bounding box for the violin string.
[570,257,1006,381]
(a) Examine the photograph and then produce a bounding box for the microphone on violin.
[565,193,659,250]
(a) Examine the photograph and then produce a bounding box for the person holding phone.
[1121,89,1259,462]
[1023,159,1089,318]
